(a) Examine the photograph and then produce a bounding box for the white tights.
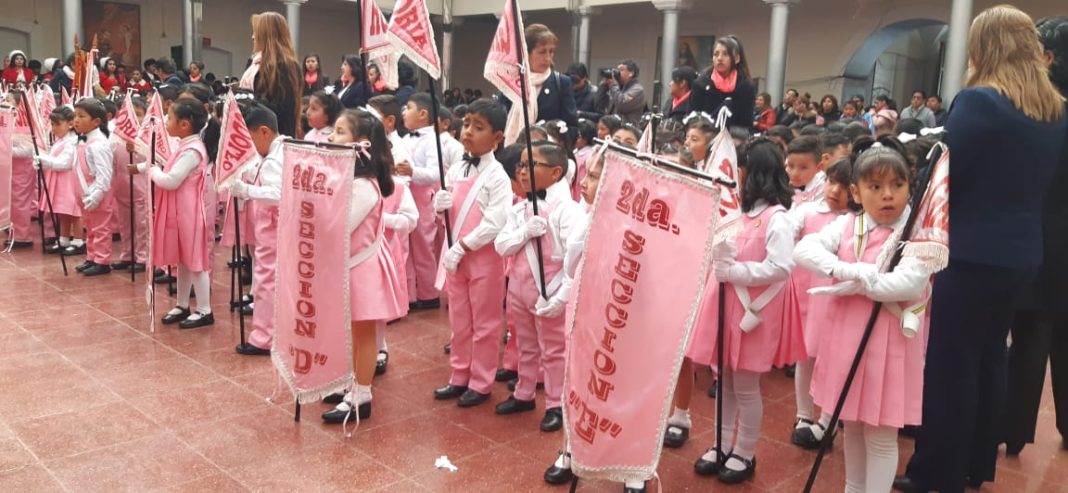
[716,367,763,470]
[177,264,211,315]
[375,320,388,352]
[843,422,898,493]
[795,357,831,427]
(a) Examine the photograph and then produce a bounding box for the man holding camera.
[595,59,646,126]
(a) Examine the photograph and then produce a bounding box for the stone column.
[764,0,797,107]
[62,0,83,57]
[283,0,307,55]
[941,0,973,103]
[653,0,691,106]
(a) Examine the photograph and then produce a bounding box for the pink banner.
[112,94,139,145]
[564,150,719,482]
[0,109,13,232]
[901,146,950,272]
[483,0,528,106]
[700,125,741,242]
[215,92,257,191]
[135,92,171,165]
[387,0,441,79]
[61,86,71,106]
[361,0,399,89]
[22,87,50,153]
[273,143,355,404]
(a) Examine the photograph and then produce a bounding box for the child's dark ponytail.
[338,108,395,198]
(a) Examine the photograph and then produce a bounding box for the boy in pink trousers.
[396,93,444,310]
[431,99,512,407]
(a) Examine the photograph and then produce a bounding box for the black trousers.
[1003,309,1068,444]
[905,261,1032,493]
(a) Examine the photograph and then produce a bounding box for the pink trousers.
[406,185,440,302]
[11,157,37,242]
[508,285,566,408]
[446,248,505,394]
[247,202,278,350]
[111,161,150,263]
[83,194,114,264]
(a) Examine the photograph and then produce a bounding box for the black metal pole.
[21,94,67,275]
[356,0,372,94]
[510,0,548,299]
[426,78,454,246]
[803,144,945,492]
[294,402,301,422]
[715,283,725,460]
[233,197,247,346]
[649,107,659,154]
[128,152,136,282]
[150,128,157,317]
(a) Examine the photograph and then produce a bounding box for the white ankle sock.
[70,238,84,247]
[59,236,70,246]
[553,452,571,469]
[667,407,691,428]
[623,480,645,488]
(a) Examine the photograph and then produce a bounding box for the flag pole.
[21,93,67,276]
[233,198,247,346]
[128,151,136,282]
[149,127,158,328]
[427,79,454,246]
[803,144,945,491]
[510,0,548,298]
[356,0,372,94]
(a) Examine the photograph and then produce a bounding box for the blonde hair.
[251,12,303,134]
[967,5,1064,122]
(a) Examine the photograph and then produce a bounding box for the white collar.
[860,206,910,232]
[545,180,572,204]
[800,171,826,192]
[412,125,434,136]
[745,199,770,217]
[178,134,200,145]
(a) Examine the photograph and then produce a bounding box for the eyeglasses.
[520,160,552,169]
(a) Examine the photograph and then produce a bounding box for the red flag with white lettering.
[901,145,950,273]
[636,121,653,153]
[699,107,741,243]
[361,0,399,89]
[38,85,56,128]
[387,0,441,79]
[135,91,172,165]
[21,86,51,152]
[484,0,528,106]
[215,91,258,191]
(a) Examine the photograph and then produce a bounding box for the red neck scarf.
[712,69,737,93]
[672,90,692,109]
[304,71,318,87]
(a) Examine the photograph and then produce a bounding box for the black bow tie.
[462,154,480,165]
[526,190,548,201]
[78,135,88,142]
[408,131,421,138]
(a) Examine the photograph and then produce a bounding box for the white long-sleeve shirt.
[444,150,513,251]
[37,133,78,170]
[439,132,463,177]
[82,129,114,201]
[244,135,286,204]
[140,135,202,191]
[349,178,380,234]
[407,125,442,187]
[495,180,585,264]
[728,201,795,287]
[384,183,419,233]
[793,211,930,303]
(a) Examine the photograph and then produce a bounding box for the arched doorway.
[841,19,947,107]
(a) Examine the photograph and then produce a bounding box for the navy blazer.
[945,87,1067,269]
[501,71,578,130]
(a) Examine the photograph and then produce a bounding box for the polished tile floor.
[1,243,1066,492]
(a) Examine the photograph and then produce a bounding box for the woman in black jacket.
[333,54,371,109]
[690,35,755,131]
[246,12,303,138]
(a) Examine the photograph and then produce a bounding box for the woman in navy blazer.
[499,24,578,132]
[899,7,1067,493]
[333,54,371,109]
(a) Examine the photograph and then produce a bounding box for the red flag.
[902,146,950,273]
[111,93,140,145]
[135,91,172,164]
[636,121,653,153]
[61,86,72,106]
[361,0,399,89]
[22,86,51,152]
[484,0,528,105]
[38,85,56,127]
[215,91,258,191]
[699,106,741,243]
[386,0,441,79]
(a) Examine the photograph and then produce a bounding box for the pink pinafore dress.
[381,176,412,315]
[152,138,211,271]
[685,205,806,371]
[40,135,81,217]
[349,178,407,321]
[810,214,929,428]
[791,206,842,355]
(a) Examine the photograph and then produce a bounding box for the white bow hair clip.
[232,92,255,101]
[360,105,384,123]
[554,120,569,134]
[682,111,713,125]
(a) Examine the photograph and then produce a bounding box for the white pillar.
[182,0,204,66]
[653,0,690,108]
[442,0,456,91]
[764,0,796,107]
[62,0,83,58]
[283,0,307,55]
[577,5,596,70]
[941,0,973,103]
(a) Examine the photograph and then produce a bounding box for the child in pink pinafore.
[786,158,858,449]
[687,138,805,485]
[136,99,213,328]
[794,144,933,493]
[320,108,407,425]
[33,106,82,253]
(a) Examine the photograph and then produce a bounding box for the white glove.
[433,190,453,212]
[230,180,250,200]
[524,216,548,239]
[712,238,737,262]
[443,242,466,274]
[382,213,403,231]
[31,156,43,170]
[832,262,878,284]
[809,280,866,297]
[535,295,567,318]
[82,192,102,211]
[713,259,743,283]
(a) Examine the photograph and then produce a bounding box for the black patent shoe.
[791,418,822,449]
[323,392,346,404]
[717,454,756,484]
[45,243,64,254]
[544,455,574,485]
[375,351,388,375]
[457,389,490,407]
[111,260,132,270]
[433,384,468,400]
[178,312,214,329]
[694,447,726,476]
[82,263,111,276]
[1004,440,1025,456]
[540,407,563,432]
[240,303,253,316]
[130,263,146,273]
[495,368,519,382]
[892,474,917,492]
[161,306,191,325]
[321,400,371,423]
[663,424,690,448]
[75,260,96,273]
[154,273,176,284]
[234,342,271,356]
[495,395,536,415]
[61,244,86,256]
